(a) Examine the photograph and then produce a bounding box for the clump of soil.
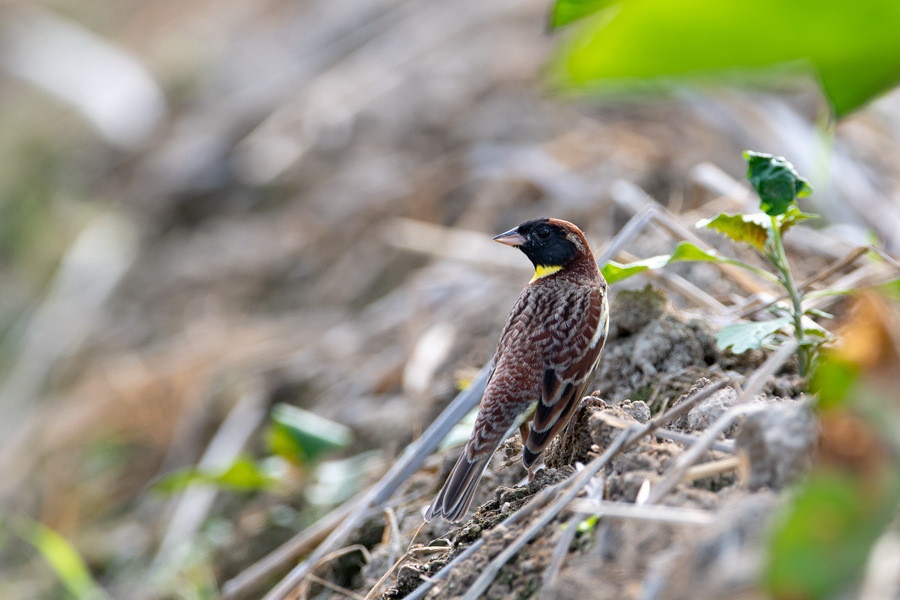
[590,286,723,405]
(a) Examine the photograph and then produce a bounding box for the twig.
[682,456,741,482]
[737,245,869,318]
[541,476,605,594]
[591,411,735,453]
[567,500,715,525]
[297,545,372,600]
[306,575,366,600]
[222,493,371,599]
[361,521,433,600]
[260,363,492,600]
[403,476,564,600]
[645,341,796,504]
[152,380,267,570]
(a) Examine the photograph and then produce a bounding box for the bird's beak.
[492,227,526,247]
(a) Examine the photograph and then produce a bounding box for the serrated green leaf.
[552,0,900,116]
[550,0,617,28]
[15,518,113,600]
[698,212,770,252]
[744,152,812,216]
[601,242,732,284]
[716,317,792,354]
[265,403,352,464]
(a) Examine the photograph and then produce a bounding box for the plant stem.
[770,216,808,376]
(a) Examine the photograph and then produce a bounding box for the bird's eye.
[537,227,551,239]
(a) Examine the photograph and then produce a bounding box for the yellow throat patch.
[530,264,563,283]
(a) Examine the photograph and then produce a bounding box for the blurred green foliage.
[265,403,353,465]
[550,0,900,115]
[152,455,283,495]
[767,468,900,599]
[766,296,900,599]
[10,516,112,600]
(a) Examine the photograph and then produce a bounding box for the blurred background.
[1,0,899,598]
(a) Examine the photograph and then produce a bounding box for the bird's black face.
[493,218,578,268]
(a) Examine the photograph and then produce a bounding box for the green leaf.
[716,317,792,354]
[552,0,900,116]
[766,469,900,599]
[744,152,813,216]
[601,241,733,284]
[780,206,819,235]
[15,518,113,600]
[698,212,770,252]
[551,0,617,29]
[265,403,352,464]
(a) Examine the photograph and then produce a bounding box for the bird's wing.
[524,287,608,467]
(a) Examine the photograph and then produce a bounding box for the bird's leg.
[519,422,530,446]
[518,422,535,482]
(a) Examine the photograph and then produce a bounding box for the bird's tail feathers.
[424,449,492,523]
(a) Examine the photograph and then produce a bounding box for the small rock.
[619,400,651,423]
[736,401,816,490]
[676,386,739,433]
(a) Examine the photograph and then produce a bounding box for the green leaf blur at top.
[550,0,616,29]
[744,152,812,216]
[551,0,900,115]
[265,403,352,465]
[716,317,792,354]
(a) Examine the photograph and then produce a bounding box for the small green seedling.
[602,151,828,377]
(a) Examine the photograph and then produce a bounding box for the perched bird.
[425,218,609,523]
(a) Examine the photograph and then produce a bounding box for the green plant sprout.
[601,151,826,377]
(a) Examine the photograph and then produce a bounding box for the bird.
[425,218,609,523]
